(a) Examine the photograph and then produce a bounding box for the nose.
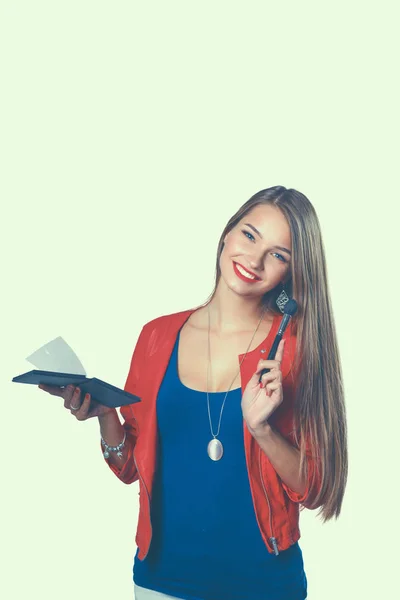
[248,248,265,271]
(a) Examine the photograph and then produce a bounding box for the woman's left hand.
[241,339,285,436]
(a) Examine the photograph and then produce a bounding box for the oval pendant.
[207,439,223,461]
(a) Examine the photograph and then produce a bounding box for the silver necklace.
[206,304,266,461]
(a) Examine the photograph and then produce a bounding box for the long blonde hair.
[207,186,348,521]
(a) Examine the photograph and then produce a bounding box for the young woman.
[39,186,348,600]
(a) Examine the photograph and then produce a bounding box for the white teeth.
[236,264,256,279]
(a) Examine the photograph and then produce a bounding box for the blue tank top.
[133,330,307,600]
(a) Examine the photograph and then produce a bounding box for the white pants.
[134,582,307,599]
[134,583,182,600]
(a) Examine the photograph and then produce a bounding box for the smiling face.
[219,203,292,299]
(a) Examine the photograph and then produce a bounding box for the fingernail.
[85,393,89,400]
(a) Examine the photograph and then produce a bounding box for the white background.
[1,2,399,599]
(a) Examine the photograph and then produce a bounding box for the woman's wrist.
[98,408,117,426]
[101,431,126,459]
[98,408,125,446]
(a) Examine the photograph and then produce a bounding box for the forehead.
[240,204,291,244]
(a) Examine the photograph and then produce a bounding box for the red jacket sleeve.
[278,334,323,509]
[102,325,147,484]
[281,431,323,509]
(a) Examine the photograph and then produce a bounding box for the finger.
[75,393,91,420]
[260,370,282,387]
[250,368,273,390]
[257,342,285,371]
[38,384,66,398]
[265,381,282,397]
[256,359,281,374]
[274,338,286,362]
[62,385,77,408]
[69,387,82,411]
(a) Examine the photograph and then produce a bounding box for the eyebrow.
[244,222,292,256]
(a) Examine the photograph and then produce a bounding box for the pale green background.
[1,1,399,599]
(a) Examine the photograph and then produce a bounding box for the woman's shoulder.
[141,307,197,334]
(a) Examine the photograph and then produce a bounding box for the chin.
[221,272,264,298]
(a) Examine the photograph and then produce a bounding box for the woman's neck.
[206,285,269,334]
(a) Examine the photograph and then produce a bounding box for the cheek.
[220,241,237,272]
[223,234,244,256]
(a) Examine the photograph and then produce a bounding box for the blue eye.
[242,230,255,241]
[242,229,288,263]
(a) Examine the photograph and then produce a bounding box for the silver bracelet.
[101,432,126,459]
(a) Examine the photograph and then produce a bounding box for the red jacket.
[105,308,321,560]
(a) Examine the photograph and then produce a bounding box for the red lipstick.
[232,261,261,283]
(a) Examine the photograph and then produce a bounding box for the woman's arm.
[99,409,139,483]
[254,422,322,508]
[253,424,307,495]
[98,325,148,483]
[98,409,130,467]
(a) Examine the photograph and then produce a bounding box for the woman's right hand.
[38,384,115,420]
